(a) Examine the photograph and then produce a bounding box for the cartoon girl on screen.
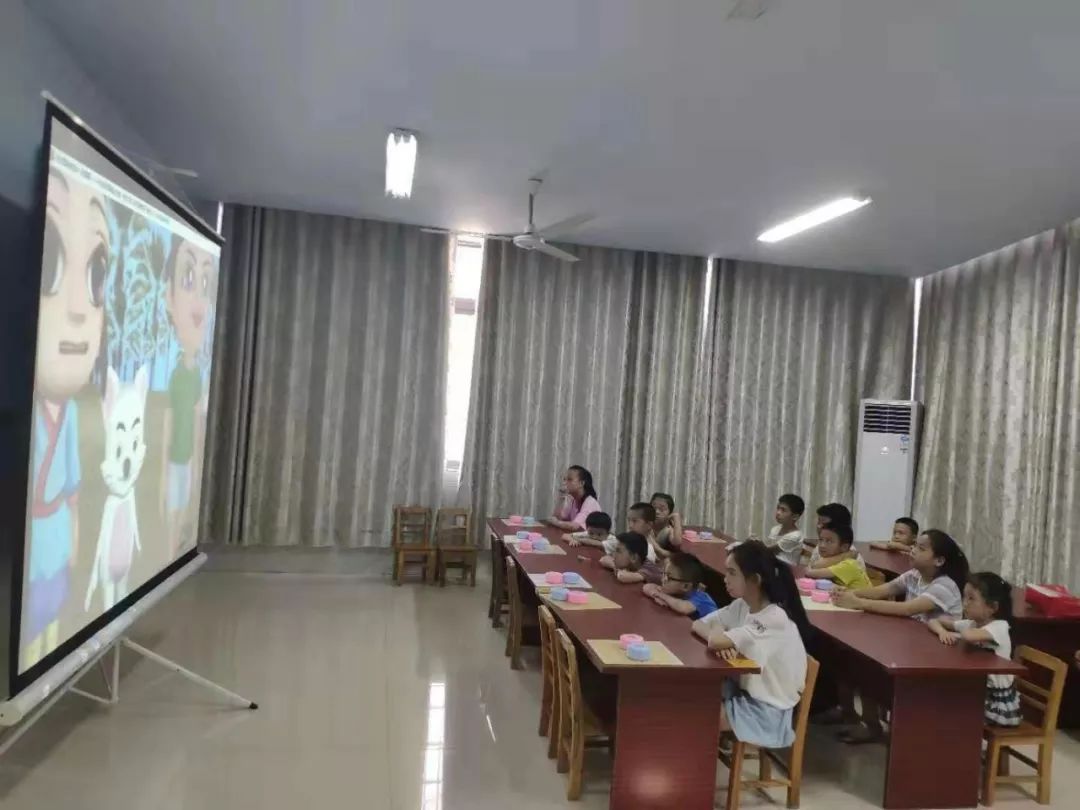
[23,168,108,670]
[161,236,215,556]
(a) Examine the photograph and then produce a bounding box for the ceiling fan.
[424,177,593,263]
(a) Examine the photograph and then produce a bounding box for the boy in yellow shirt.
[804,524,870,589]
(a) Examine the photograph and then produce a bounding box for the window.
[442,235,484,499]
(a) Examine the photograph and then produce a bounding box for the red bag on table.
[1025,584,1080,618]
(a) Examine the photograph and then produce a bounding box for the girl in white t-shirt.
[929,572,1021,726]
[691,540,812,748]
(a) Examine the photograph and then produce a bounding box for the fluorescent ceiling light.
[385,129,417,199]
[757,196,871,243]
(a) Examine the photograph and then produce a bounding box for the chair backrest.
[555,629,583,734]
[793,655,821,738]
[538,605,557,683]
[434,507,470,547]
[1015,645,1069,734]
[505,555,521,607]
[394,506,432,547]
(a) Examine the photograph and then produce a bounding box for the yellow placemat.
[541,592,622,611]
[723,656,760,668]
[516,546,567,556]
[587,639,684,667]
[530,574,592,589]
[800,595,859,612]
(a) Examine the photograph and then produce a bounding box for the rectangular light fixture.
[385,129,417,199]
[757,196,871,243]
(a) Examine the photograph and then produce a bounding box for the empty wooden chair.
[983,645,1069,805]
[503,556,538,670]
[434,507,477,586]
[392,506,434,585]
[554,628,612,801]
[538,605,560,758]
[720,655,820,810]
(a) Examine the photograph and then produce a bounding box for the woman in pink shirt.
[548,465,602,531]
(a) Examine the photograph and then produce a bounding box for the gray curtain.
[914,225,1080,589]
[700,260,913,538]
[201,206,451,547]
[458,240,708,534]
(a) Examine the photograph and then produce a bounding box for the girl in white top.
[691,540,811,748]
[928,572,1021,727]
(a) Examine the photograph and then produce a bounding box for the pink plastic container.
[518,541,533,552]
[811,590,831,603]
[796,577,815,591]
[509,515,522,524]
[567,590,589,605]
[618,633,645,650]
[545,571,564,585]
[528,532,543,541]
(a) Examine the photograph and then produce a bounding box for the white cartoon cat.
[85,366,148,612]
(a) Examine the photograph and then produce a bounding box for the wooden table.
[857,542,913,581]
[489,519,752,810]
[809,609,1027,809]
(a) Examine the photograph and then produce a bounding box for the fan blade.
[534,213,594,239]
[532,241,579,263]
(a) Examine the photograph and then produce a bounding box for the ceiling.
[31,0,1080,275]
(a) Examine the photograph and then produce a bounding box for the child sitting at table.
[627,501,664,559]
[803,524,871,589]
[563,511,657,561]
[765,493,806,566]
[650,492,685,552]
[806,502,855,566]
[642,552,718,619]
[831,529,968,743]
[600,531,663,585]
[690,540,812,748]
[929,572,1021,727]
[870,517,919,552]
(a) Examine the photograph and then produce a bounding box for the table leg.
[610,672,724,810]
[885,675,985,808]
[489,538,504,627]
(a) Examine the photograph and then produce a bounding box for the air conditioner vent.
[862,403,912,435]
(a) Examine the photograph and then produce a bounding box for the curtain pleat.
[914,226,1080,588]
[201,205,451,547]
[700,260,913,536]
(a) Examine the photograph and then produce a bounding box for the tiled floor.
[1,569,1078,809]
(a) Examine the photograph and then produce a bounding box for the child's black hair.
[584,511,612,532]
[629,501,657,523]
[778,493,805,517]
[967,571,1014,624]
[568,465,598,502]
[816,502,852,528]
[895,517,919,536]
[822,523,854,549]
[728,540,813,646]
[924,529,970,593]
[668,552,706,587]
[650,492,675,512]
[616,531,649,566]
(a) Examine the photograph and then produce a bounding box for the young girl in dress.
[691,540,812,748]
[929,572,1021,727]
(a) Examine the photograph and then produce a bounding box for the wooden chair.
[489,537,510,627]
[434,507,477,586]
[503,556,539,670]
[538,605,561,758]
[720,655,820,810]
[983,645,1069,805]
[554,628,612,800]
[392,506,434,585]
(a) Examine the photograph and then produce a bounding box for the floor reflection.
[421,680,446,810]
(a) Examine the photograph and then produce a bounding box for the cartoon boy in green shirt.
[162,235,215,555]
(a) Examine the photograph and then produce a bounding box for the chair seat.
[583,705,613,739]
[984,721,1042,740]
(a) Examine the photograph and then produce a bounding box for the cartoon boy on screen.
[23,168,108,669]
[161,235,215,556]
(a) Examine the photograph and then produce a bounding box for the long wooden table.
[857,541,1080,728]
[489,519,750,810]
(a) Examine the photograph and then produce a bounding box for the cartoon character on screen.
[85,366,148,612]
[23,168,109,669]
[161,236,216,555]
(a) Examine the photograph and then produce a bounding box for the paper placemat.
[801,595,859,612]
[541,592,622,611]
[502,519,542,528]
[683,535,727,544]
[530,573,592,589]
[723,656,760,668]
[587,639,684,667]
[515,545,567,556]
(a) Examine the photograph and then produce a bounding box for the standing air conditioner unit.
[853,399,922,543]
